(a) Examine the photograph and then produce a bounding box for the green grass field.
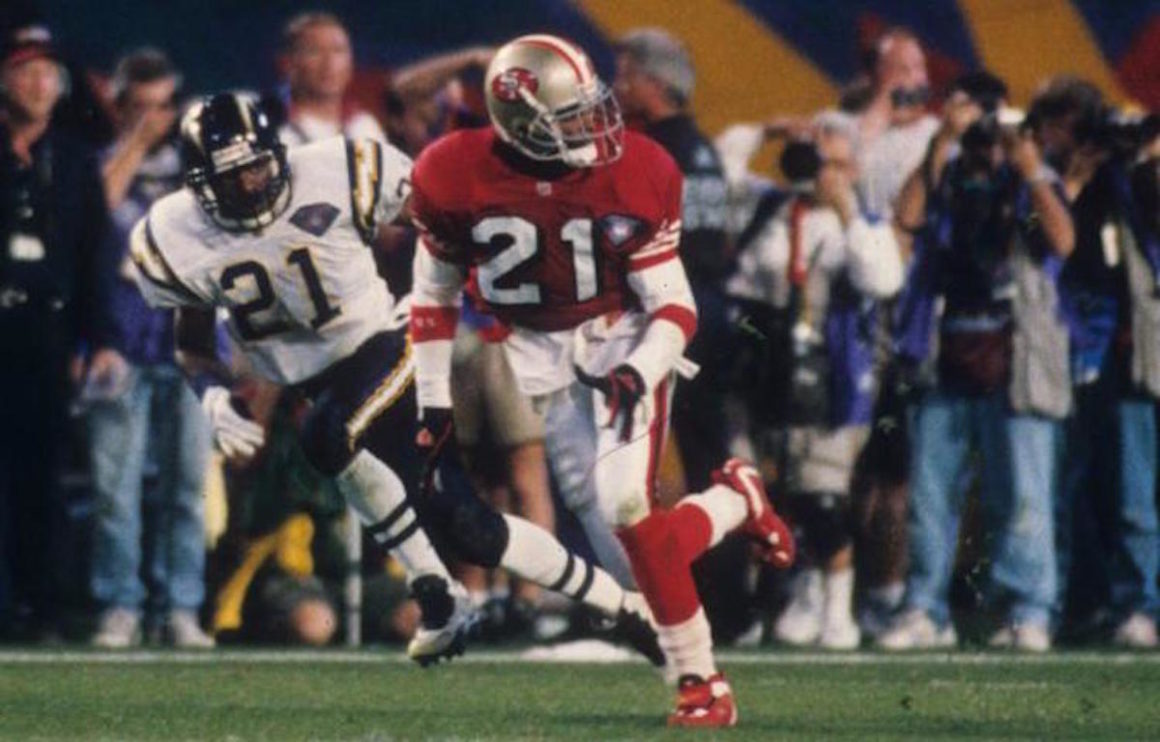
[1,650,1158,740]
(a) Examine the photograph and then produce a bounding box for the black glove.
[416,406,455,496]
[574,363,647,443]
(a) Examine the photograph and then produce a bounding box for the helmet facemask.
[188,147,290,232]
[181,94,292,233]
[516,80,625,167]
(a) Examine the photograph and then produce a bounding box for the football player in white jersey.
[130,93,660,665]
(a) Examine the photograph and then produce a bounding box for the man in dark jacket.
[0,25,118,638]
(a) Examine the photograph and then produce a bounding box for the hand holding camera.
[815,157,857,225]
[1002,127,1046,183]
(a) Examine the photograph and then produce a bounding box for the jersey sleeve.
[408,141,472,265]
[622,153,699,388]
[345,137,413,244]
[408,139,472,410]
[128,215,207,309]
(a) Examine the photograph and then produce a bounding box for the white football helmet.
[484,34,624,168]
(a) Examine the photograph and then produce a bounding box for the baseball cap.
[2,25,58,69]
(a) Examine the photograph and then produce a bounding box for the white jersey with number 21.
[130,135,411,384]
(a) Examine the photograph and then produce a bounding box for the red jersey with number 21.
[410,127,684,332]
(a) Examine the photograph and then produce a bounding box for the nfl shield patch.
[289,203,340,237]
[599,214,645,248]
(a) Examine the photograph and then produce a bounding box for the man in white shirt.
[276,12,387,146]
[726,113,902,649]
[855,28,939,218]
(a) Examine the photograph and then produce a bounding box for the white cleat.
[818,569,860,650]
[987,623,1051,653]
[1113,612,1158,649]
[406,576,478,667]
[167,610,215,649]
[877,609,958,651]
[774,569,824,646]
[91,608,141,650]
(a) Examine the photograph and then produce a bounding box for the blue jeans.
[88,365,210,613]
[906,390,1058,628]
[1058,377,1159,622]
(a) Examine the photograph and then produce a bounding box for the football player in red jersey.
[410,34,796,727]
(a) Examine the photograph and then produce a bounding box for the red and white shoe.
[667,673,738,728]
[712,457,795,569]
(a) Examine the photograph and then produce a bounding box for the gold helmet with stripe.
[484,34,624,167]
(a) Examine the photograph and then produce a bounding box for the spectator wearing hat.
[87,48,214,649]
[0,24,118,639]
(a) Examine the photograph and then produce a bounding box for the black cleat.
[406,576,477,666]
[610,592,665,667]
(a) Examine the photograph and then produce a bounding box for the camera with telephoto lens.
[1076,109,1159,157]
[780,140,821,190]
[890,85,930,109]
[947,72,1018,164]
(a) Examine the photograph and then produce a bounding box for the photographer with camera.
[879,72,1074,652]
[1029,76,1160,649]
[727,111,903,649]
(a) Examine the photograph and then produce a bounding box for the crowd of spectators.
[0,11,1156,653]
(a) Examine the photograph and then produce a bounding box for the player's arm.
[411,241,467,409]
[173,305,266,463]
[577,217,696,444]
[576,160,697,443]
[623,218,698,390]
[128,216,264,461]
[347,137,415,245]
[625,154,700,389]
[409,238,468,489]
[407,145,472,485]
[173,305,229,395]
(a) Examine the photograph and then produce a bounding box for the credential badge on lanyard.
[8,233,46,262]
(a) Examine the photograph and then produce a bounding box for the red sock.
[617,506,713,626]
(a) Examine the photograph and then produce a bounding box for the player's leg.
[294,332,469,663]
[424,445,663,664]
[363,378,662,665]
[483,340,555,615]
[595,377,793,726]
[541,383,638,587]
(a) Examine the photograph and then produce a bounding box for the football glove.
[201,386,265,460]
[416,406,456,495]
[574,363,647,443]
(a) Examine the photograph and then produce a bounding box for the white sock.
[573,503,638,589]
[676,484,747,549]
[334,451,450,582]
[657,607,717,684]
[824,568,856,625]
[500,515,623,617]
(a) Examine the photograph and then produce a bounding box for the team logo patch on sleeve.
[289,203,340,237]
[599,214,645,247]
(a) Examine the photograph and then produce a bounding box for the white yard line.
[0,649,1156,666]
